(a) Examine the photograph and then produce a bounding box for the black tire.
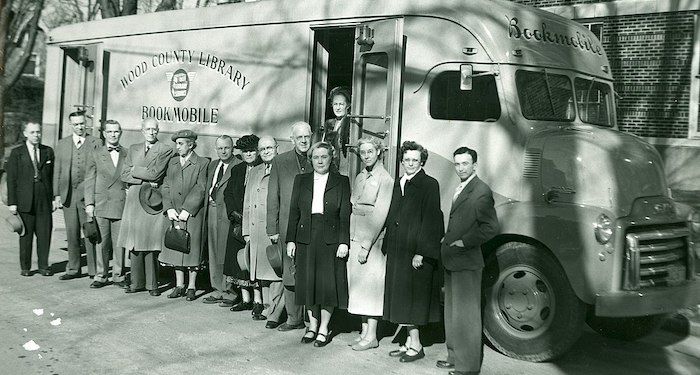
[586,314,665,341]
[482,242,586,362]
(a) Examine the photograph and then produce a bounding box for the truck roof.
[48,0,611,79]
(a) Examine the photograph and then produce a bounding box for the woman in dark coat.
[312,86,356,172]
[223,135,262,313]
[287,141,351,347]
[382,141,444,363]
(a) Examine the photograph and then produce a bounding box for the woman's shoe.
[185,288,196,301]
[399,347,425,363]
[301,329,317,344]
[348,335,363,346]
[168,286,184,298]
[313,332,330,347]
[352,339,379,351]
[230,301,253,311]
[388,345,408,357]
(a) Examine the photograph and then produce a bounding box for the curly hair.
[400,140,428,166]
[308,141,335,160]
[328,86,351,105]
[235,134,260,151]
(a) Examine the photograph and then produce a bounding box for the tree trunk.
[155,0,177,12]
[98,0,118,18]
[0,0,13,170]
[122,0,137,16]
[3,0,44,91]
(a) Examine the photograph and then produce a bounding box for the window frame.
[428,69,502,122]
[515,69,577,122]
[573,77,615,127]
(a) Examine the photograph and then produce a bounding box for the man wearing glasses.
[53,111,100,280]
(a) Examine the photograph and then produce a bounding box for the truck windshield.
[516,70,575,122]
[574,78,614,127]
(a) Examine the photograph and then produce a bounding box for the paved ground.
[1,206,699,375]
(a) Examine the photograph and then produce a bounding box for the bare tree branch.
[3,0,44,91]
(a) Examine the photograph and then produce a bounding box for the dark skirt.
[295,214,348,308]
[383,250,442,326]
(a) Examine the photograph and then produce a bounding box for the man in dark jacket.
[6,120,57,276]
[438,147,499,375]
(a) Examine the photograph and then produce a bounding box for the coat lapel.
[325,173,339,193]
[450,176,478,213]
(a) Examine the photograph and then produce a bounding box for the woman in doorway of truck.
[381,141,444,363]
[346,137,394,351]
[313,86,353,171]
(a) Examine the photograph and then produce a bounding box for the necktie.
[210,163,224,199]
[453,184,464,203]
[107,145,121,152]
[76,139,83,148]
[145,143,152,155]
[32,145,40,180]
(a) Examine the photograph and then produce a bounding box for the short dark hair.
[69,110,86,119]
[453,146,477,163]
[103,119,121,130]
[400,141,429,166]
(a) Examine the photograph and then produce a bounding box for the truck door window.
[574,78,613,127]
[516,70,575,121]
[429,71,500,121]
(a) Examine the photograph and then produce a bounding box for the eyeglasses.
[402,158,421,164]
[258,146,276,152]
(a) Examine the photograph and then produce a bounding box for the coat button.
[395,221,399,226]
[257,188,260,192]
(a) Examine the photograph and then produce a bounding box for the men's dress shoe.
[352,339,379,351]
[300,329,317,344]
[202,296,223,304]
[114,281,129,289]
[252,313,267,321]
[230,301,254,312]
[265,321,281,329]
[219,299,236,308]
[251,303,265,317]
[149,289,161,297]
[313,333,330,348]
[185,289,196,301]
[449,371,479,375]
[125,287,146,294]
[59,273,80,280]
[399,348,425,363]
[436,360,455,369]
[277,322,306,331]
[20,270,32,277]
[168,287,185,298]
[90,280,108,289]
[39,269,53,276]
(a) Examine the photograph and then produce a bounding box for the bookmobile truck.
[42,0,699,362]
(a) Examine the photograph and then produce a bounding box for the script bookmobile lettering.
[508,17,604,56]
[119,49,253,125]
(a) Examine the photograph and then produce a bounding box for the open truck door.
[350,18,404,178]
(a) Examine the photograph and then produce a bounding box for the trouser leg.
[77,197,96,276]
[284,285,303,325]
[63,203,82,275]
[444,270,456,365]
[35,211,52,271]
[144,251,159,291]
[94,217,113,282]
[452,269,483,373]
[18,212,36,271]
[111,220,125,282]
[130,251,146,289]
[264,280,285,323]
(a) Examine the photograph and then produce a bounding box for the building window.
[690,15,700,139]
[429,71,500,121]
[22,53,38,76]
[580,21,603,41]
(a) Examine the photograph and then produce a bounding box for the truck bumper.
[594,280,700,317]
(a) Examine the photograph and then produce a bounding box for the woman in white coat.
[347,137,394,351]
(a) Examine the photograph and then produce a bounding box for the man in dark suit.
[438,147,499,375]
[266,121,312,331]
[6,120,57,276]
[202,135,240,306]
[84,120,128,289]
[53,111,100,280]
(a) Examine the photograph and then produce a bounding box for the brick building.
[514,0,700,203]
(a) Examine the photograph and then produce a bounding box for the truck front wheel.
[483,242,586,362]
[586,314,665,341]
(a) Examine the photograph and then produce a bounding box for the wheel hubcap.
[493,266,554,337]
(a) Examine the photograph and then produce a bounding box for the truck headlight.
[594,213,614,244]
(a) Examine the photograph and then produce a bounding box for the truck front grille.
[623,225,691,290]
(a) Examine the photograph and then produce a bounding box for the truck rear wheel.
[586,314,664,341]
[483,242,586,362]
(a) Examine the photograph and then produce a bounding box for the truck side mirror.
[460,64,473,91]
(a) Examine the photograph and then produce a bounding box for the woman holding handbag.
[160,129,209,301]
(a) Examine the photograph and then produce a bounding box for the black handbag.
[164,221,191,254]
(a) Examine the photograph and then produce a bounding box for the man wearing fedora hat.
[84,120,129,289]
[6,120,56,276]
[117,118,174,296]
[54,110,100,280]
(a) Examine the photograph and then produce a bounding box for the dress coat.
[382,168,444,325]
[242,163,280,281]
[53,135,100,205]
[347,164,393,316]
[204,157,239,265]
[6,143,54,213]
[223,159,261,279]
[84,145,128,220]
[117,141,174,252]
[266,149,311,286]
[159,152,209,267]
[286,171,351,307]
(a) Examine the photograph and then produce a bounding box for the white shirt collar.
[26,141,38,150]
[459,173,477,189]
[314,171,329,181]
[73,133,86,146]
[180,152,193,163]
[402,168,420,182]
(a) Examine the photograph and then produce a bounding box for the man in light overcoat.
[266,121,312,331]
[54,111,100,280]
[84,120,128,289]
[438,147,499,375]
[202,135,240,306]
